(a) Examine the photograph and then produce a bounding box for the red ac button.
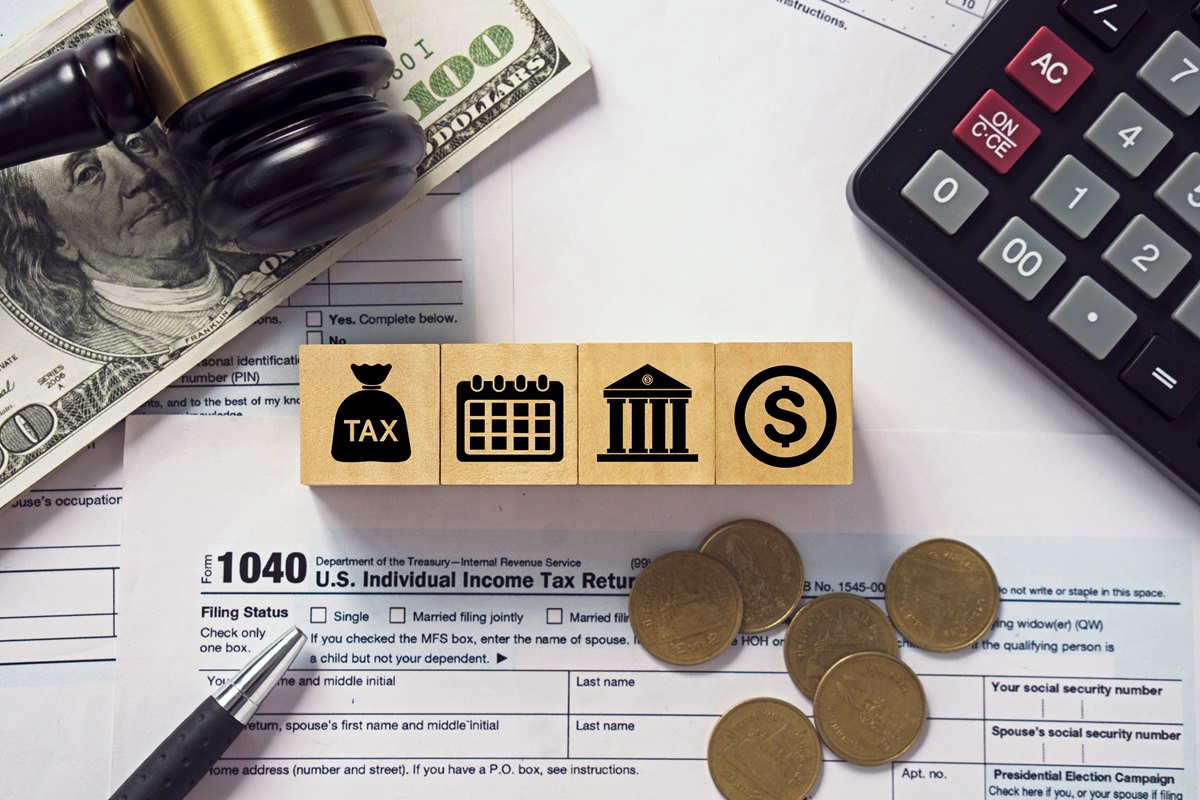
[1005,26,1093,112]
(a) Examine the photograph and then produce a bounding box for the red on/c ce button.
[952,89,1041,175]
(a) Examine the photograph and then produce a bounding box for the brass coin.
[708,697,822,800]
[813,652,926,766]
[885,538,1000,652]
[628,550,743,666]
[699,519,804,633]
[783,593,899,698]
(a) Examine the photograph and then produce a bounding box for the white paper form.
[0,424,122,797]
[778,0,993,52]
[114,415,1198,798]
[0,425,121,663]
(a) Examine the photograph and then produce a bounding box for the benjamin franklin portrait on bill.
[0,125,277,357]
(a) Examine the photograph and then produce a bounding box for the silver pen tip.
[213,625,306,724]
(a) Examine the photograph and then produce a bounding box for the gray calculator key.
[1031,155,1120,239]
[1172,282,1200,342]
[1084,93,1173,177]
[1155,152,1200,235]
[978,217,1066,300]
[901,150,989,234]
[1137,31,1200,117]
[1049,276,1137,359]
[1102,214,1191,297]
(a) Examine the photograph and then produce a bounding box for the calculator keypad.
[851,0,1200,501]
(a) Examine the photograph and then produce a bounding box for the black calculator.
[850,0,1200,503]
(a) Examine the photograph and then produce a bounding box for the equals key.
[1120,336,1200,419]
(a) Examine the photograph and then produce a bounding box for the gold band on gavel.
[117,0,385,121]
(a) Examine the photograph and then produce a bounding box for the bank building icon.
[597,364,698,462]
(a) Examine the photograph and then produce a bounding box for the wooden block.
[578,343,715,485]
[440,344,578,485]
[714,342,852,485]
[300,344,441,485]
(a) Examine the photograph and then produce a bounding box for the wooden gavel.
[0,0,424,251]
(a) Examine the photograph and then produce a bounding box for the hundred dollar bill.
[0,0,588,509]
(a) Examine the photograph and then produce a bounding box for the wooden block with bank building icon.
[714,342,852,485]
[440,343,578,485]
[299,344,441,485]
[578,343,715,484]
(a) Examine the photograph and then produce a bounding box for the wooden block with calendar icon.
[440,343,578,484]
[300,344,441,485]
[714,342,852,485]
[577,343,715,484]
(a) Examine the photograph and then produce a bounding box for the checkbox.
[306,330,324,345]
[306,310,322,327]
[390,607,406,624]
[546,608,563,625]
[310,607,328,624]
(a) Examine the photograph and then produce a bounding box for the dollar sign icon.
[734,366,837,468]
[763,385,806,448]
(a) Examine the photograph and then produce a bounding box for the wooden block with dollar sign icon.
[714,342,852,485]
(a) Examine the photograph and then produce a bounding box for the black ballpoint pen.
[108,625,306,800]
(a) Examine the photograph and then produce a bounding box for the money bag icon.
[331,363,411,463]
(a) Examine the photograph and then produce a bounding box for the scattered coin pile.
[627,524,1000,798]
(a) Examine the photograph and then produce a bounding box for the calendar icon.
[456,374,564,462]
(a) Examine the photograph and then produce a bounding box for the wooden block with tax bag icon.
[300,344,440,485]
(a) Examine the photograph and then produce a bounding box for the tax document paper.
[114,416,1198,799]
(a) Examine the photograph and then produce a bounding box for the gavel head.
[1,0,424,252]
[112,0,424,252]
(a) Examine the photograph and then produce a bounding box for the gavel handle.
[0,34,153,170]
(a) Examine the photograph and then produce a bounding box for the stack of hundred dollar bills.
[0,0,588,507]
